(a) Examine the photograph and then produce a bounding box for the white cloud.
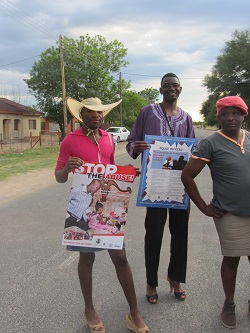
[0,0,250,122]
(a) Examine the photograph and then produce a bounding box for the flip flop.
[146,293,158,304]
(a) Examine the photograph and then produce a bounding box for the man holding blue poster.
[126,73,195,304]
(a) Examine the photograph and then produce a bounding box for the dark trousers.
[144,204,190,287]
[65,213,89,231]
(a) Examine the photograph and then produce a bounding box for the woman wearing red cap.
[181,96,250,329]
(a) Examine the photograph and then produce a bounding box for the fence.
[0,131,61,153]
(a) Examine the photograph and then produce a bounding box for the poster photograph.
[62,162,136,250]
[137,135,198,209]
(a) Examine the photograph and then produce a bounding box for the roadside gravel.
[0,142,127,202]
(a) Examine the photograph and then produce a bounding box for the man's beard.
[165,95,178,103]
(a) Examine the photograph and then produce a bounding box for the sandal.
[167,277,186,301]
[146,293,158,304]
[87,321,105,333]
[126,314,150,333]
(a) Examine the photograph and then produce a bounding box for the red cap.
[216,96,248,116]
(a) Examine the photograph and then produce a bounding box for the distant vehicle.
[106,126,130,143]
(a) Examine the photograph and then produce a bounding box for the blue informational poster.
[136,135,198,209]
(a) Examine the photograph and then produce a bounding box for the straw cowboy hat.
[66,97,122,123]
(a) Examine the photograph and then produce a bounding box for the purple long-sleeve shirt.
[126,103,195,159]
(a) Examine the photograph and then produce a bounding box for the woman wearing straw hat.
[55,96,150,333]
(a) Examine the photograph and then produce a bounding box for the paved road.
[1,129,249,333]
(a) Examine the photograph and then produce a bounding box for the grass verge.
[0,146,59,182]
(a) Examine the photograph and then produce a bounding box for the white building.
[0,98,41,142]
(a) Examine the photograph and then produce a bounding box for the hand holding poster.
[136,135,198,209]
[62,162,136,250]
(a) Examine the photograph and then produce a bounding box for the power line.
[123,73,160,77]
[122,72,203,80]
[0,0,58,42]
[0,2,124,74]
[0,55,40,68]
[0,2,205,83]
[0,1,104,72]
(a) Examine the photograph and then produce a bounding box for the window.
[29,120,36,130]
[14,119,19,130]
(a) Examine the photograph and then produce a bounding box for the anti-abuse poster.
[62,162,136,250]
[137,135,198,209]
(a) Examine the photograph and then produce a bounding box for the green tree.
[105,90,147,129]
[138,87,159,104]
[200,95,220,127]
[25,35,130,136]
[122,90,148,129]
[202,29,250,128]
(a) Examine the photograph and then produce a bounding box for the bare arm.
[181,158,226,217]
[55,157,83,183]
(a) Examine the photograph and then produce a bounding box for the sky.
[0,0,250,121]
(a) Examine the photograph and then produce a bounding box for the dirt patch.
[0,169,57,202]
[0,142,127,203]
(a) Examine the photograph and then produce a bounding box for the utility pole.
[119,72,122,126]
[59,34,68,137]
